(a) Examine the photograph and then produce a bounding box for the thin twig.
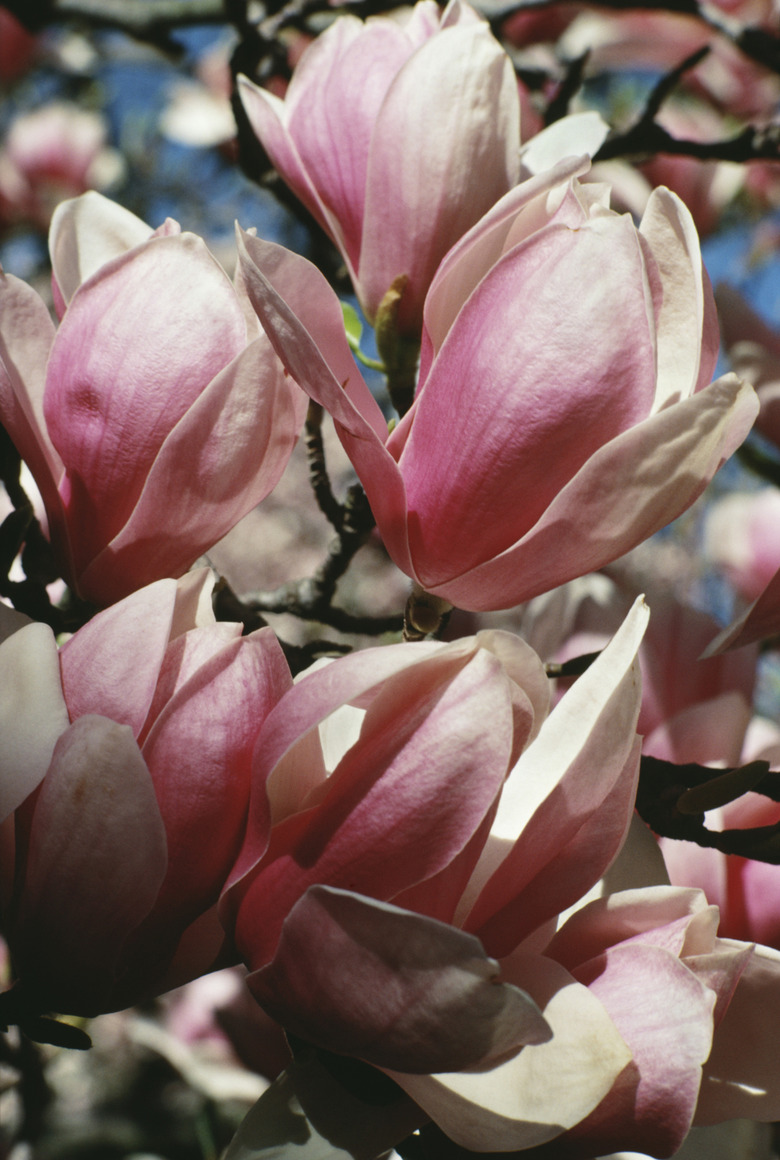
[305,402,344,532]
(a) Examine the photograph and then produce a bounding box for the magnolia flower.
[717,284,780,451]
[239,0,520,335]
[221,598,780,1154]
[0,571,292,1016]
[0,103,124,231]
[703,489,780,604]
[0,191,307,606]
[236,174,757,612]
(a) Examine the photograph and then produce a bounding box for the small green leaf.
[341,302,363,351]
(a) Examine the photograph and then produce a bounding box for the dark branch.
[637,754,780,864]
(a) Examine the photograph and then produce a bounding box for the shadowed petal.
[247,886,551,1073]
[14,715,167,1014]
[0,622,69,822]
[388,955,631,1151]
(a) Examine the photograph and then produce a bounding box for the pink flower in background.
[704,488,780,604]
[717,283,780,450]
[237,177,757,612]
[638,599,758,768]
[661,745,780,951]
[0,571,292,1016]
[0,103,124,231]
[0,191,308,606]
[239,0,520,335]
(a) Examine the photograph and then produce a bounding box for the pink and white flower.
[0,571,292,1015]
[236,176,757,612]
[0,192,307,606]
[239,0,521,335]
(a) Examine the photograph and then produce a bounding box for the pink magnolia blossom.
[236,176,757,612]
[220,598,780,1153]
[0,103,124,231]
[0,191,308,606]
[0,570,292,1016]
[238,0,520,335]
[717,283,780,450]
[704,488,780,604]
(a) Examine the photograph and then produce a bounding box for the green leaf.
[341,302,363,352]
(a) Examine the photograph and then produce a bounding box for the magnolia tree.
[2,0,780,1157]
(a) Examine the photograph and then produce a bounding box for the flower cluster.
[2,1,780,1158]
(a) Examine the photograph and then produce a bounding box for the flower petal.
[74,331,305,604]
[58,578,178,737]
[14,715,167,1014]
[0,622,69,822]
[49,191,154,307]
[388,954,631,1151]
[248,885,550,1073]
[44,233,248,574]
[639,187,719,409]
[0,268,66,543]
[140,627,291,932]
[563,941,716,1157]
[458,597,648,954]
[358,22,519,327]
[424,373,757,610]
[696,943,780,1124]
[232,644,523,967]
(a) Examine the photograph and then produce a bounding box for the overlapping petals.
[219,601,653,1128]
[236,176,757,613]
[0,191,307,606]
[238,0,520,334]
[0,570,292,1015]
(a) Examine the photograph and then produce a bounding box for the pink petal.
[696,943,780,1124]
[74,331,305,605]
[358,22,519,327]
[14,715,167,1014]
[459,598,648,955]
[704,564,780,653]
[44,233,248,575]
[639,187,719,409]
[284,19,413,271]
[0,622,70,822]
[238,77,358,277]
[59,578,178,737]
[0,269,68,555]
[398,215,659,582]
[247,885,550,1072]
[547,886,713,972]
[232,645,523,967]
[565,942,716,1156]
[233,229,413,574]
[234,640,445,870]
[140,627,290,930]
[424,373,757,610]
[236,228,386,439]
[418,157,591,378]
